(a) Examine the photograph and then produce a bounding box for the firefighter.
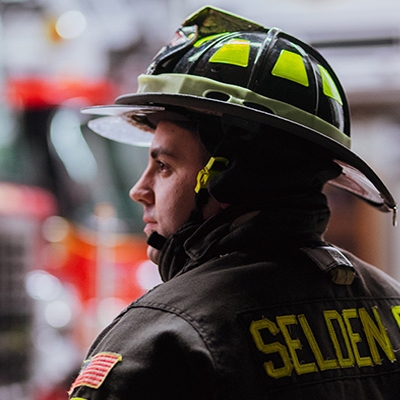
[69,6,400,399]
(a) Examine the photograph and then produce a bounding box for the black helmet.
[83,6,396,219]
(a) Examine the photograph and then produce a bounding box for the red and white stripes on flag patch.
[69,352,122,394]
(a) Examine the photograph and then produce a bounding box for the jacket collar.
[157,192,331,282]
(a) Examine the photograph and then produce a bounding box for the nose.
[129,168,154,205]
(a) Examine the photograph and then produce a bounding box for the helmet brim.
[82,93,396,215]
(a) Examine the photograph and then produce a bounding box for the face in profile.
[130,120,210,263]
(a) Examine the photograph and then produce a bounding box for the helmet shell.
[169,29,350,136]
[148,22,349,138]
[83,6,396,215]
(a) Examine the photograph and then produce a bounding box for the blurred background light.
[50,107,98,184]
[26,270,63,302]
[136,260,162,291]
[42,215,70,242]
[45,300,72,328]
[55,10,87,40]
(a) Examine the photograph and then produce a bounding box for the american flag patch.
[69,352,122,394]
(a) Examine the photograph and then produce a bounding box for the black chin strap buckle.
[147,231,167,250]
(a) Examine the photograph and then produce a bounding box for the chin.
[147,245,160,265]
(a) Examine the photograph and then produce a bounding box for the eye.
[157,160,165,170]
[156,160,169,174]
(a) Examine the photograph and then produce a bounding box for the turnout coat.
[69,199,400,399]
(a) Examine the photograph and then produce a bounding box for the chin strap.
[195,156,229,193]
[147,231,167,250]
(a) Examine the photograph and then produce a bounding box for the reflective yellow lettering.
[359,307,396,364]
[391,305,400,328]
[277,315,318,375]
[342,308,373,367]
[298,314,339,371]
[324,310,355,368]
[249,318,293,378]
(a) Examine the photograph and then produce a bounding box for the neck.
[156,191,331,282]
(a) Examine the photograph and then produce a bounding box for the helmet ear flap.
[196,116,225,155]
[197,114,261,155]
[203,125,343,205]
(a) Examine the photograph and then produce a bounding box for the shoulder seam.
[127,300,222,370]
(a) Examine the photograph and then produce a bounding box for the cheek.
[171,181,197,215]
[161,178,197,227]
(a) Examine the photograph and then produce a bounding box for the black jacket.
[69,197,400,399]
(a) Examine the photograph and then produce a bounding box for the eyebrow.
[150,146,176,160]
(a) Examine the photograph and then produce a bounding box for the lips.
[143,217,157,237]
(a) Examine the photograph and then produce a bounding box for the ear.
[202,195,229,220]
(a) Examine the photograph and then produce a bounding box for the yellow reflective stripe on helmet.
[194,33,229,48]
[209,39,250,67]
[271,50,309,87]
[318,65,343,106]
